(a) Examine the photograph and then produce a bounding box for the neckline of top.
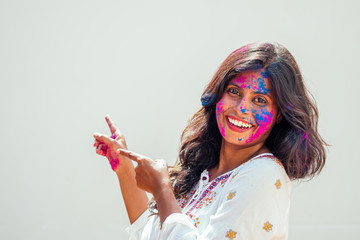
[202,152,275,182]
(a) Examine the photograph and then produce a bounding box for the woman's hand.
[93,115,128,172]
[117,148,172,196]
[117,148,181,224]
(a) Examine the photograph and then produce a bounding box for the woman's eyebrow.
[228,82,243,88]
[254,90,273,100]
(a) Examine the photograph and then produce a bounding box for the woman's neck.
[208,140,269,181]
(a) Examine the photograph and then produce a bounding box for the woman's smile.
[226,116,254,132]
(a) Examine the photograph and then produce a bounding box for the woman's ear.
[276,112,282,123]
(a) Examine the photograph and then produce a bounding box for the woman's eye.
[228,88,239,96]
[254,97,267,104]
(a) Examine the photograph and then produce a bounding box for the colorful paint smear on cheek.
[245,109,274,143]
[216,100,226,137]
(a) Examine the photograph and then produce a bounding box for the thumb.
[93,132,116,147]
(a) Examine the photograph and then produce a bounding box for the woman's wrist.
[114,157,135,176]
[153,183,173,201]
[153,184,181,224]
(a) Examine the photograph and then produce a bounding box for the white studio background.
[0,0,359,239]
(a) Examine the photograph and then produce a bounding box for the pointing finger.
[105,115,119,136]
[117,148,150,164]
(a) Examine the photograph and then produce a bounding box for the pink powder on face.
[216,100,226,137]
[245,110,274,143]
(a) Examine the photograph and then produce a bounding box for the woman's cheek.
[216,99,227,137]
[245,109,274,143]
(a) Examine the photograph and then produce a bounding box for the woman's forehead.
[230,70,272,94]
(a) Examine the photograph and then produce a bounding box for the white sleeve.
[125,209,151,240]
[159,159,291,240]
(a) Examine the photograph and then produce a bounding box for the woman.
[93,42,327,239]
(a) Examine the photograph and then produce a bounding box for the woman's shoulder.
[229,154,291,189]
[238,154,286,173]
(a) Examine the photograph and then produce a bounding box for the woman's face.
[215,69,279,148]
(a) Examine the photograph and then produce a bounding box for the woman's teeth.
[228,117,252,128]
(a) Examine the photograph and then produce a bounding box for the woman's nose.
[239,98,250,114]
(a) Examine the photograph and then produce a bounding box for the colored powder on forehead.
[260,71,269,78]
[256,78,271,95]
[233,75,247,83]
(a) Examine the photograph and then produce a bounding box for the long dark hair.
[150,42,327,212]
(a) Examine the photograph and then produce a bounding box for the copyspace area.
[0,0,359,239]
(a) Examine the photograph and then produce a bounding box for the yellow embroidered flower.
[226,229,237,239]
[194,217,200,227]
[263,221,273,232]
[227,191,236,200]
[274,179,281,189]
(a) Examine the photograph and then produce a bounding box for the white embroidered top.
[126,153,291,240]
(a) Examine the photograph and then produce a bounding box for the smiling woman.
[93,42,327,240]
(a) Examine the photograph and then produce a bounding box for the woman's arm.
[93,115,148,224]
[115,158,149,224]
[117,149,182,225]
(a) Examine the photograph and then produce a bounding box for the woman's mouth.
[226,116,254,132]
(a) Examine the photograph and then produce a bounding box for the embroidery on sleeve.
[263,221,273,232]
[274,179,282,189]
[226,229,237,239]
[227,191,236,200]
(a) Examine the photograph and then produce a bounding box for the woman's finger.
[105,115,124,139]
[105,115,119,135]
[117,148,150,164]
[96,143,103,151]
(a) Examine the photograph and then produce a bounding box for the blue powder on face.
[255,109,272,123]
[240,108,246,114]
[260,71,269,78]
[238,138,242,142]
[256,78,271,95]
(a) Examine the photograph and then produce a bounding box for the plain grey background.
[1,0,359,239]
